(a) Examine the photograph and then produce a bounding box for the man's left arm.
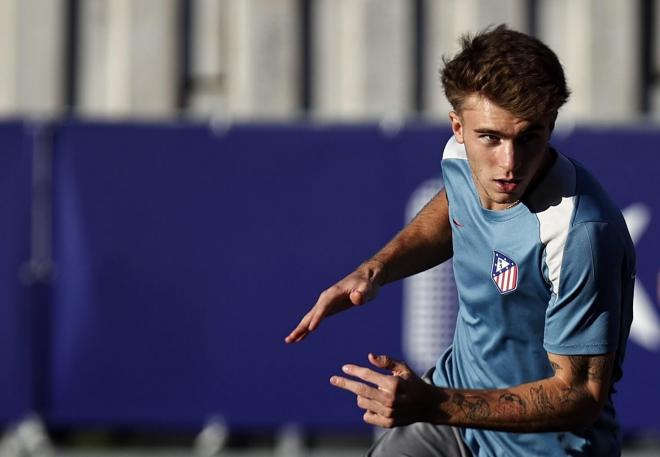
[331,351,614,433]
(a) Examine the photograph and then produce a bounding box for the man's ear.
[449,111,464,143]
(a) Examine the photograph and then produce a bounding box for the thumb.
[349,288,369,305]
[368,353,411,378]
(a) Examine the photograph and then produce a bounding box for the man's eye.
[480,135,499,143]
[517,134,540,144]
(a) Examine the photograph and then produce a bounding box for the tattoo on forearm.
[588,356,608,380]
[568,355,609,382]
[559,386,580,405]
[452,393,491,420]
[495,392,527,416]
[568,356,591,381]
[530,385,555,413]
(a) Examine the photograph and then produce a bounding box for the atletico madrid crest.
[491,251,518,294]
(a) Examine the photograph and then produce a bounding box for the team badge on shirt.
[491,251,518,293]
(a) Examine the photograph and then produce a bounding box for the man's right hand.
[284,260,385,343]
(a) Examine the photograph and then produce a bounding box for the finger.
[284,312,313,343]
[284,328,307,344]
[356,395,394,417]
[341,364,393,390]
[368,353,411,378]
[290,332,308,344]
[307,307,324,331]
[308,290,339,330]
[363,411,394,429]
[330,376,388,402]
[284,316,310,343]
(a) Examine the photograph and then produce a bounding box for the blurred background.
[2,0,659,121]
[0,0,659,456]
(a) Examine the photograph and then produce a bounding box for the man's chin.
[493,193,520,204]
[491,194,522,209]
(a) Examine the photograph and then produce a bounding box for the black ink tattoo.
[568,355,609,382]
[587,356,608,380]
[495,392,527,416]
[559,386,580,405]
[530,385,555,413]
[452,393,491,420]
[568,356,591,381]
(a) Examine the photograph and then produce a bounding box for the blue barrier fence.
[1,121,659,434]
[0,122,35,423]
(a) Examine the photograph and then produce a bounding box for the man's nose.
[498,141,518,173]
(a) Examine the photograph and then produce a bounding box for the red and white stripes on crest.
[495,265,518,293]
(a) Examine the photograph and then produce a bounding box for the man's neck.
[522,146,558,202]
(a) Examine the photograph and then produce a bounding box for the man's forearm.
[432,377,601,433]
[367,190,453,286]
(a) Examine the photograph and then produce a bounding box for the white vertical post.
[0,0,65,116]
[105,0,132,115]
[538,0,640,122]
[313,0,413,120]
[224,0,300,119]
[654,0,660,118]
[0,0,18,114]
[130,0,180,116]
[313,0,365,118]
[362,0,413,119]
[78,0,179,118]
[188,0,228,116]
[78,0,111,116]
[424,0,529,120]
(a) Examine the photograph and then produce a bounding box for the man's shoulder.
[529,151,625,226]
[531,153,634,275]
[570,161,625,227]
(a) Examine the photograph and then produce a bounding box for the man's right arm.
[370,188,453,286]
[285,189,452,343]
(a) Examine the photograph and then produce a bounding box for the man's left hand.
[330,353,444,428]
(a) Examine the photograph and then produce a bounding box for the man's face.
[449,94,555,211]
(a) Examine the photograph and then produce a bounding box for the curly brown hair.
[441,25,570,120]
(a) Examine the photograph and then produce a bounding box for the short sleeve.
[543,222,624,355]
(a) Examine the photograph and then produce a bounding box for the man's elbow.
[552,378,608,431]
[566,391,607,431]
[576,399,604,430]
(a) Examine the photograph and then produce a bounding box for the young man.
[286,25,635,456]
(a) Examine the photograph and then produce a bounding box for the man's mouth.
[494,179,521,193]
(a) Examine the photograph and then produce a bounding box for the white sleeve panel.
[533,153,577,295]
[441,135,467,161]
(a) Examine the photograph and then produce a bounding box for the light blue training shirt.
[433,136,635,456]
